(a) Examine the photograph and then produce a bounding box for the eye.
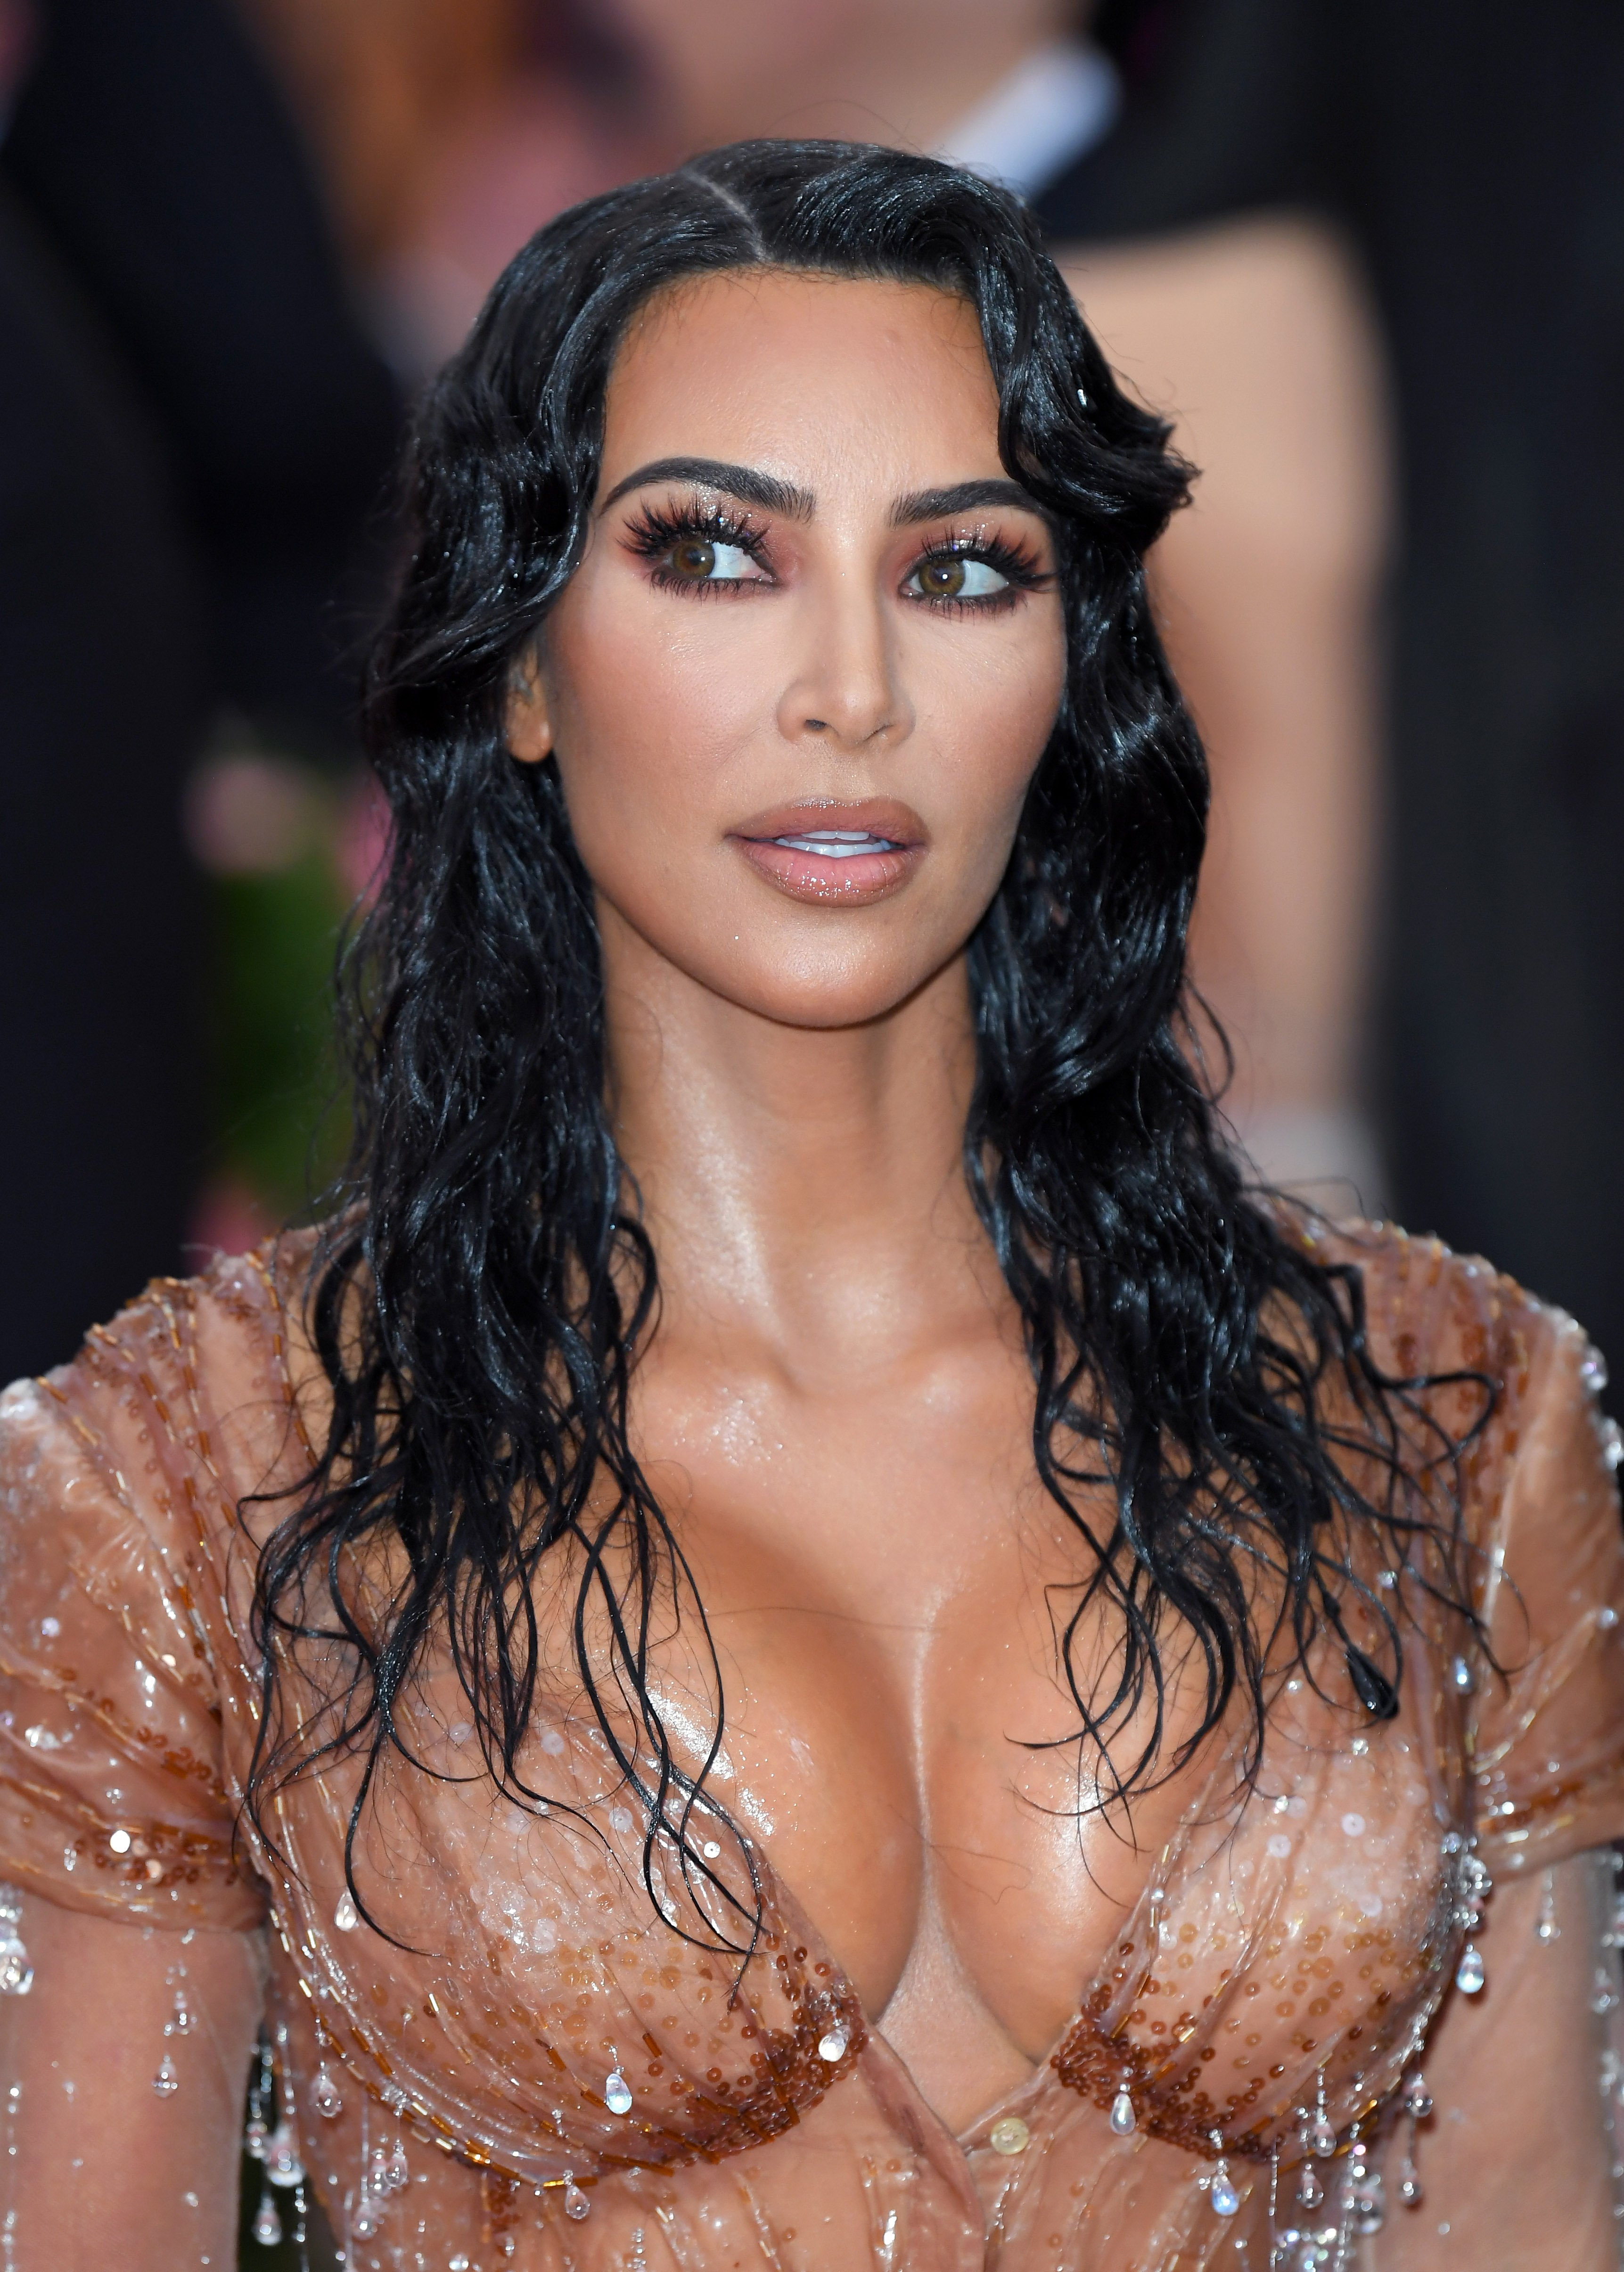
[664,535,761,583]
[906,554,1011,603]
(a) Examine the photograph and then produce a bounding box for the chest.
[626,1325,1200,2102]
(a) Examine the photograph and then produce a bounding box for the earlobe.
[505,646,554,763]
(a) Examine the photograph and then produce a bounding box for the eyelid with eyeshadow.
[620,496,1051,608]
[621,497,774,576]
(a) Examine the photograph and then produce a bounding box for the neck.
[601,904,997,1379]
[658,3,1073,162]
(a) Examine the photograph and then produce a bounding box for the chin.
[707,952,953,1031]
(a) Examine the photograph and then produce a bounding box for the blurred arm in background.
[1059,215,1390,1205]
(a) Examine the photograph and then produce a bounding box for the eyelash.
[621,500,1050,611]
[623,501,769,596]
[906,532,1050,615]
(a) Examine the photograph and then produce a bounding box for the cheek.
[545,585,772,864]
[911,614,1067,843]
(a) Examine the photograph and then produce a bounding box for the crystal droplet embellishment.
[152,2053,178,2097]
[0,1888,33,1996]
[1210,2165,1239,2216]
[1308,2116,1337,2157]
[251,2193,283,2248]
[333,1889,359,1932]
[817,2027,849,2062]
[563,2171,591,2221]
[1455,1941,1485,1994]
[264,2126,304,2188]
[1109,2086,1137,2136]
[605,2068,633,2115]
[312,2061,343,2118]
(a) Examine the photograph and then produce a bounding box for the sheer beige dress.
[0,1222,1622,2271]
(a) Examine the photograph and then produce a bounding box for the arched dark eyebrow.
[598,457,814,519]
[890,478,1044,525]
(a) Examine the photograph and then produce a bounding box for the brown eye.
[668,536,718,581]
[916,555,967,599]
[906,552,1012,604]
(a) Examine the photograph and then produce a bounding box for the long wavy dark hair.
[247,141,1481,1940]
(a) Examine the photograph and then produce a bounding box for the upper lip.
[730,796,927,848]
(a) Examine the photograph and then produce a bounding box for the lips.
[728,799,927,905]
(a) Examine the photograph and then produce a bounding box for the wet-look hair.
[246,141,1482,1943]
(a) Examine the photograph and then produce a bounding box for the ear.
[505,643,553,763]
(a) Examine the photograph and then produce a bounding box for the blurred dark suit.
[1040,0,1624,1363]
[0,0,400,1378]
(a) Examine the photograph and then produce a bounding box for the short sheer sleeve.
[0,1288,266,1931]
[1471,1297,1624,1875]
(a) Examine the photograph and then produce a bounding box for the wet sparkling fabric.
[0,1224,1622,2267]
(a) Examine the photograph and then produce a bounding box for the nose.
[774,563,913,755]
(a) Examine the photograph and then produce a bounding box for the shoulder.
[0,1230,327,1534]
[1289,1210,1590,1415]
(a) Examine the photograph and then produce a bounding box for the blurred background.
[0,0,1618,2260]
[4,0,1622,1390]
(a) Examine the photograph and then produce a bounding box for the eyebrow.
[598,457,814,519]
[598,459,1049,531]
[888,478,1044,526]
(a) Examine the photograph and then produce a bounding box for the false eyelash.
[909,530,1051,597]
[621,499,770,572]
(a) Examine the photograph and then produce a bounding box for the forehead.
[600,269,1004,491]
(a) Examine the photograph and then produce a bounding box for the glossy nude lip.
[728,798,927,905]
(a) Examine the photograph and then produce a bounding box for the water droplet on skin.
[605,2070,633,2116]
[152,2054,178,2097]
[1456,1944,1486,1994]
[1109,2088,1136,2136]
[817,2028,848,2063]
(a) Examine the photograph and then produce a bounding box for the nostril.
[805,718,828,732]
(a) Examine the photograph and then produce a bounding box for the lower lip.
[731,837,921,904]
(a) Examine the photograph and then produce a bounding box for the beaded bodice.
[1,1223,1622,2269]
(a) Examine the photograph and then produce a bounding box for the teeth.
[774,832,897,857]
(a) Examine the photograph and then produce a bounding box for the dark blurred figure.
[1040,0,1624,1364]
[0,0,400,1379]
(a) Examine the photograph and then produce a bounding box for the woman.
[0,141,1621,2272]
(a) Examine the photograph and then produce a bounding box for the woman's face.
[509,268,1068,1030]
